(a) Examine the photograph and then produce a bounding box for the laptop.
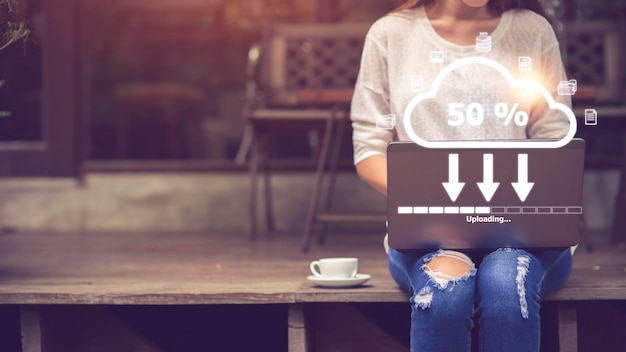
[386,139,586,250]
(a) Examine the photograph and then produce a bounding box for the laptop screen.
[387,139,585,250]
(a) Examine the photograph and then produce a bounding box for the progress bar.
[397,206,582,215]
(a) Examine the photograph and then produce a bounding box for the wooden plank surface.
[546,240,626,301]
[0,231,391,305]
[0,232,315,304]
[0,231,625,305]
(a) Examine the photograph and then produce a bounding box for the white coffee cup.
[310,257,358,278]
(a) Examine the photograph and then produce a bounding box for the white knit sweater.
[351,7,572,165]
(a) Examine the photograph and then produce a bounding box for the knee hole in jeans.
[413,251,476,309]
[423,250,475,288]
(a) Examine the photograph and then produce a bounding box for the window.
[81,0,396,170]
[0,0,82,177]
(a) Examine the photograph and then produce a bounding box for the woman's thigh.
[475,248,572,317]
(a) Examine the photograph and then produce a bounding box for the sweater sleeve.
[351,23,395,165]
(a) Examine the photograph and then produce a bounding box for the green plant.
[1,0,29,50]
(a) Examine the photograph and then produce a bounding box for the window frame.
[0,0,83,177]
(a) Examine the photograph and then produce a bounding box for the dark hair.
[393,0,549,20]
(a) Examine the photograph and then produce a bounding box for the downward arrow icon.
[477,154,500,202]
[512,154,534,202]
[442,154,465,202]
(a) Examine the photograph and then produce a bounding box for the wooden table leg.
[557,301,578,352]
[20,305,43,352]
[317,111,348,245]
[249,123,260,239]
[288,303,312,352]
[302,114,336,252]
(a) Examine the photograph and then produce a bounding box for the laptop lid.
[387,139,586,250]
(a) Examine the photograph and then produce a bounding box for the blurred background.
[0,0,624,235]
[0,1,624,351]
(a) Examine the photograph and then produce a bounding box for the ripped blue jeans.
[388,247,572,352]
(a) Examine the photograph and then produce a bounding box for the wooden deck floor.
[0,231,625,351]
[0,231,625,304]
[0,231,395,305]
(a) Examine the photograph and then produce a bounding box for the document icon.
[557,79,577,95]
[584,109,597,125]
[430,51,444,63]
[518,56,532,72]
[376,114,396,130]
[411,75,424,92]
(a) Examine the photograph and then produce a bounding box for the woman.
[350,0,573,351]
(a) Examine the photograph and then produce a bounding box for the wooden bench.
[290,242,626,352]
[1,232,625,351]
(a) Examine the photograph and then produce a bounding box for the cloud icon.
[402,57,577,149]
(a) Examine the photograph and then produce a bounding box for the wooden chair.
[238,22,372,241]
[563,21,622,103]
[563,20,626,244]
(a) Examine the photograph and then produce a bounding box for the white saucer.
[307,273,371,288]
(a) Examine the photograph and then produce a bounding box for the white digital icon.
[476,32,492,52]
[403,56,577,149]
[430,51,444,63]
[411,75,424,92]
[584,109,598,125]
[376,114,396,130]
[557,79,577,95]
[518,56,532,72]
